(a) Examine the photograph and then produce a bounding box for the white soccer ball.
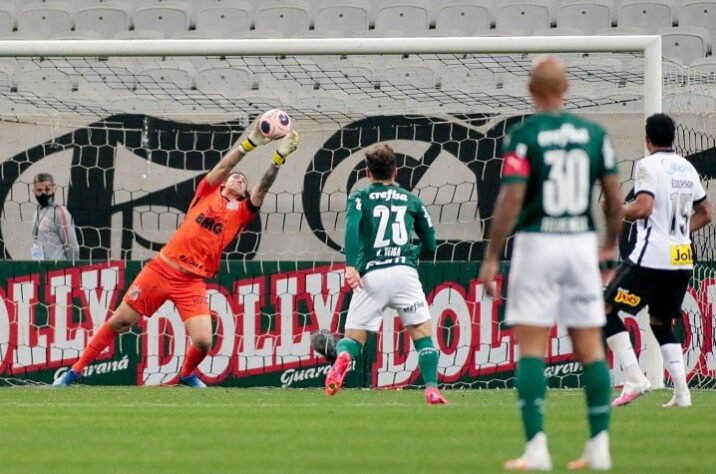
[258,109,292,140]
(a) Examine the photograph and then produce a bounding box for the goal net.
[0,37,713,389]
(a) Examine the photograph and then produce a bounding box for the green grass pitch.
[0,387,713,473]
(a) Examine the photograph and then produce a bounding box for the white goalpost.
[0,36,681,389]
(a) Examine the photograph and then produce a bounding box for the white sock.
[661,343,688,395]
[607,331,644,383]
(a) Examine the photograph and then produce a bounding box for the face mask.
[35,194,54,207]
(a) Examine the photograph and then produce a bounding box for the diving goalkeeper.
[54,118,300,387]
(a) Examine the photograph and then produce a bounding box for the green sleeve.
[344,192,363,267]
[599,130,618,177]
[501,125,531,185]
[414,202,436,258]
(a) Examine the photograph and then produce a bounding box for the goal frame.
[0,35,665,388]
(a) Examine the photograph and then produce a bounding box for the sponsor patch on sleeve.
[502,144,530,179]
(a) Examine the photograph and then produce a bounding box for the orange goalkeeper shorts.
[123,257,210,322]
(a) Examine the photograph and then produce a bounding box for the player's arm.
[249,131,300,208]
[597,133,623,276]
[205,119,271,187]
[624,160,654,220]
[344,192,364,290]
[691,199,713,232]
[414,204,437,258]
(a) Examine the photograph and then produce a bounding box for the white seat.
[478,27,528,36]
[440,65,498,92]
[134,1,191,38]
[423,28,469,36]
[17,2,74,40]
[690,57,716,73]
[594,25,648,35]
[533,27,586,36]
[617,0,673,34]
[0,3,14,36]
[74,2,132,39]
[137,62,195,93]
[353,28,405,37]
[320,58,375,91]
[314,0,370,37]
[196,2,251,36]
[435,0,492,36]
[233,29,283,38]
[254,0,310,38]
[375,0,431,36]
[495,0,552,36]
[557,0,614,34]
[379,60,437,89]
[659,27,709,65]
[51,30,103,39]
[172,30,222,39]
[195,66,253,97]
[113,29,165,39]
[679,1,716,41]
[18,68,76,97]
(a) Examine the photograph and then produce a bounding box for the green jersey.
[344,182,436,275]
[501,112,617,233]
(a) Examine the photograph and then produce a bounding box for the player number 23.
[373,205,408,247]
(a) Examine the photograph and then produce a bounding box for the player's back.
[503,112,616,235]
[629,151,705,270]
[348,182,435,274]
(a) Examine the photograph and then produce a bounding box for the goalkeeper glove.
[237,118,271,154]
[272,131,300,167]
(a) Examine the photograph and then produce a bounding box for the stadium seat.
[679,1,716,41]
[378,60,437,89]
[659,27,710,65]
[18,68,76,97]
[134,1,191,38]
[595,25,648,35]
[196,2,252,37]
[51,30,103,39]
[74,2,132,39]
[374,0,431,36]
[113,29,165,39]
[254,0,311,38]
[479,28,528,36]
[440,65,499,92]
[172,30,222,39]
[314,0,370,37]
[0,3,14,36]
[233,29,284,38]
[319,58,375,90]
[533,27,586,36]
[195,66,253,97]
[435,0,493,36]
[138,62,195,93]
[494,0,552,36]
[292,30,344,38]
[690,57,716,74]
[557,0,614,34]
[423,28,468,36]
[17,2,74,40]
[353,28,405,37]
[617,0,674,34]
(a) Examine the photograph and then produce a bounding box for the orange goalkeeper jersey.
[161,177,258,278]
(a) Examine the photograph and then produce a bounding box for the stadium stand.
[557,0,614,34]
[494,0,552,36]
[195,1,252,37]
[374,0,431,36]
[17,1,74,39]
[313,0,371,37]
[254,0,311,38]
[617,0,675,34]
[133,1,191,38]
[659,26,711,65]
[435,0,493,36]
[74,2,132,39]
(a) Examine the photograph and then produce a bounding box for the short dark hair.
[646,113,675,147]
[365,144,396,180]
[34,172,54,183]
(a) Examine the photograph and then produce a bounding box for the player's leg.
[651,269,692,407]
[603,264,651,406]
[53,301,142,386]
[389,266,446,404]
[503,234,559,470]
[325,270,386,396]
[405,321,446,405]
[179,315,212,388]
[504,325,553,471]
[325,328,367,395]
[173,277,212,388]
[566,327,612,471]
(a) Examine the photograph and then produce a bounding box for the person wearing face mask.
[31,173,80,261]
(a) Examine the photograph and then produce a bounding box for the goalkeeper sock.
[71,321,119,374]
[181,345,208,378]
[335,337,362,360]
[515,356,546,441]
[414,336,439,387]
[582,360,611,438]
